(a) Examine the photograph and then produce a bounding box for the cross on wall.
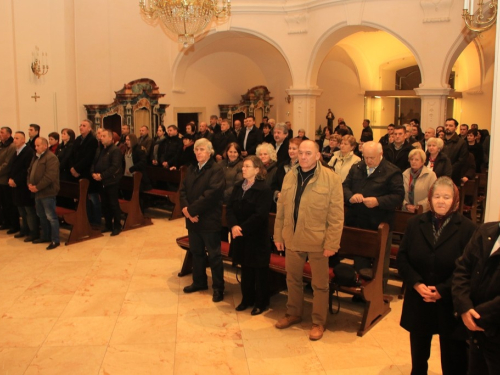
[31,92,40,102]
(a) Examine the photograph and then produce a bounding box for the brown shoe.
[309,324,324,341]
[275,314,302,329]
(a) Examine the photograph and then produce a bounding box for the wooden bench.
[144,165,186,220]
[56,178,102,245]
[176,208,391,336]
[119,172,153,231]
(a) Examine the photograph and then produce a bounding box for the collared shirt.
[276,142,283,153]
[198,160,208,170]
[17,144,26,155]
[243,126,254,150]
[490,224,500,257]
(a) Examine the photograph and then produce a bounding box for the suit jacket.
[0,136,16,185]
[238,126,262,155]
[273,138,290,165]
[70,133,98,179]
[343,158,404,230]
[91,143,123,187]
[398,212,476,336]
[9,145,35,206]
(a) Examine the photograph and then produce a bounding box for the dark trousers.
[240,265,269,308]
[188,230,224,292]
[468,332,500,375]
[0,184,19,229]
[99,183,121,230]
[18,206,39,238]
[409,332,468,375]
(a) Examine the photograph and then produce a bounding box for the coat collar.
[419,211,462,248]
[481,222,500,258]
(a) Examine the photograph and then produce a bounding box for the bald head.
[298,140,320,172]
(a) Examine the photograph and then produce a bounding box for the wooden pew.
[176,209,390,336]
[144,165,186,220]
[56,178,102,245]
[459,175,479,222]
[119,172,153,231]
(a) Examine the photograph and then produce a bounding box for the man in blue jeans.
[28,138,60,250]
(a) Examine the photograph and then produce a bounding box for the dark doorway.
[232,112,245,128]
[177,113,199,135]
[103,114,122,135]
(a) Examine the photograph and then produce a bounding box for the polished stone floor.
[0,212,443,375]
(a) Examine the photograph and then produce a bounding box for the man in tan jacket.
[274,140,344,340]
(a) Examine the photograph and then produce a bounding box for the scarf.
[241,179,255,197]
[408,167,423,205]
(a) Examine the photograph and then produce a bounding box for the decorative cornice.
[414,87,451,96]
[420,0,453,23]
[286,87,323,96]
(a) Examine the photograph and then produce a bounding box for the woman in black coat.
[56,128,75,181]
[425,137,452,178]
[226,155,273,316]
[397,176,476,375]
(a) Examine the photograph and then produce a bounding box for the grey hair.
[427,137,444,151]
[256,142,278,162]
[194,138,214,155]
[408,148,426,163]
[363,141,383,153]
[274,123,288,134]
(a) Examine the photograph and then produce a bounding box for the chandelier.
[139,0,231,47]
[463,0,497,33]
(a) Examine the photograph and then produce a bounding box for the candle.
[464,0,468,10]
[470,0,475,15]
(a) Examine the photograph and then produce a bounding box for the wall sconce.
[31,46,49,79]
[463,0,497,33]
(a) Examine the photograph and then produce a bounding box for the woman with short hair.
[256,142,278,189]
[218,142,243,204]
[402,149,437,213]
[226,155,273,315]
[398,177,476,375]
[56,128,76,181]
[425,137,452,178]
[328,135,361,182]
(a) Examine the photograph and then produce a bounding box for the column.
[286,87,323,141]
[485,22,500,222]
[414,87,451,129]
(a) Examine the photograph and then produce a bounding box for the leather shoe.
[14,233,26,238]
[32,238,51,244]
[24,236,37,242]
[212,290,224,303]
[7,228,20,234]
[251,306,268,316]
[235,303,250,311]
[46,242,60,250]
[275,314,302,329]
[110,229,121,236]
[309,324,325,341]
[183,284,208,294]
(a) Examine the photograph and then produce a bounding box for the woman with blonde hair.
[256,142,278,189]
[402,149,436,213]
[328,135,361,182]
[425,137,452,178]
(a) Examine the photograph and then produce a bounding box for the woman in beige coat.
[327,135,361,182]
[402,148,437,213]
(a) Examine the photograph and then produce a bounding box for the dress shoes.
[183,284,208,294]
[275,314,302,329]
[46,242,60,250]
[212,290,224,303]
[24,236,37,243]
[7,228,20,234]
[14,233,26,238]
[251,306,268,316]
[110,228,121,236]
[309,324,325,341]
[235,303,251,311]
[32,238,51,244]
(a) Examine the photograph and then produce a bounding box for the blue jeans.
[35,196,60,243]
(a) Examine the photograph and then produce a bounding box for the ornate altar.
[84,78,169,136]
[219,86,273,125]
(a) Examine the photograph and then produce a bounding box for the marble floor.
[0,212,444,375]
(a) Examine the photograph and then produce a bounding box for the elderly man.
[91,129,123,236]
[272,123,290,165]
[421,127,436,151]
[343,141,404,290]
[238,116,262,157]
[233,120,242,138]
[274,140,344,340]
[179,138,225,302]
[9,131,37,242]
[28,138,60,250]
[195,121,213,142]
[0,127,17,232]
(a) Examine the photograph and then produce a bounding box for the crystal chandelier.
[463,0,497,33]
[139,0,231,47]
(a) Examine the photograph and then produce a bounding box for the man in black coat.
[343,141,404,289]
[271,123,290,165]
[8,131,38,241]
[238,116,262,157]
[453,221,500,375]
[0,127,17,232]
[360,119,374,142]
[383,125,414,172]
[91,129,123,236]
[161,125,183,169]
[26,124,40,150]
[212,119,237,161]
[70,119,98,180]
[179,138,225,302]
[195,122,213,142]
[442,118,469,185]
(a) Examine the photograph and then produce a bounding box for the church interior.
[1,0,499,373]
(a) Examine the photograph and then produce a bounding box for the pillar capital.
[413,87,451,128]
[414,87,451,96]
[286,87,323,97]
